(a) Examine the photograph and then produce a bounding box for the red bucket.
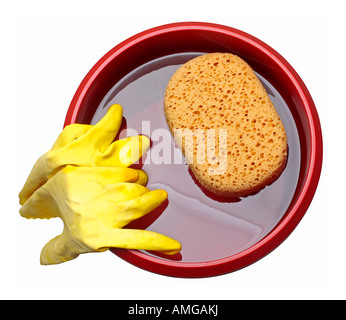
[65,22,323,277]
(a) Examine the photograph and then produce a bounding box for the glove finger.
[40,229,84,265]
[94,104,123,133]
[118,135,150,166]
[89,228,181,255]
[63,165,142,185]
[133,169,148,186]
[97,135,150,167]
[111,189,168,228]
[84,104,123,152]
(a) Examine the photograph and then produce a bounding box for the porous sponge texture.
[164,52,287,197]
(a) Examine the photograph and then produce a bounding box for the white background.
[2,0,344,299]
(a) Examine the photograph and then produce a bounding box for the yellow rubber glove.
[19,104,148,205]
[20,165,181,265]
